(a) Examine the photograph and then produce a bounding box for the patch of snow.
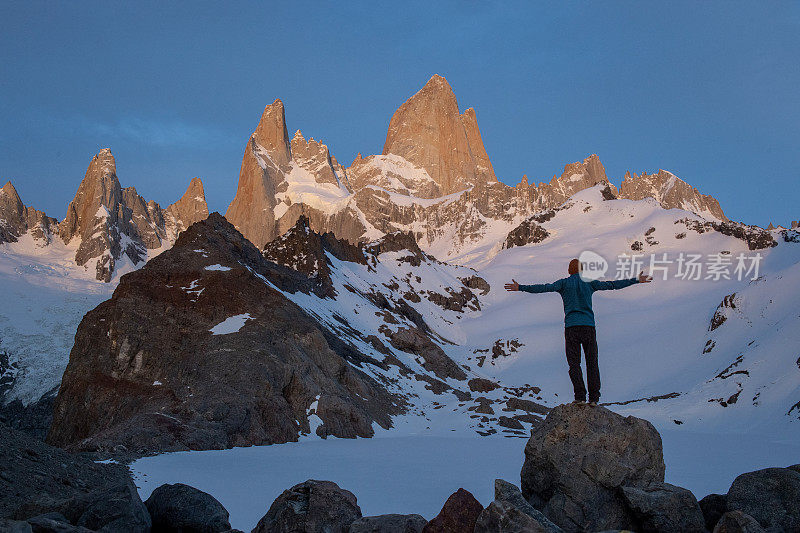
[205,264,231,272]
[209,314,253,335]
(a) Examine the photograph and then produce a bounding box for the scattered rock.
[469,378,500,393]
[252,480,361,533]
[144,483,231,532]
[387,327,466,381]
[460,275,490,295]
[520,403,665,532]
[621,482,706,532]
[422,488,483,533]
[713,510,765,533]
[498,416,524,430]
[727,467,800,532]
[505,397,548,416]
[349,513,427,532]
[699,493,729,531]
[0,424,149,532]
[503,218,550,250]
[474,479,562,533]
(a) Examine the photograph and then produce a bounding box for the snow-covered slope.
[460,186,799,437]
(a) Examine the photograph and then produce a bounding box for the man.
[504,259,652,406]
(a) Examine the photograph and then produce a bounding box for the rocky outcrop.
[474,479,562,533]
[700,493,729,531]
[349,514,427,533]
[726,467,800,532]
[0,182,57,245]
[252,480,361,533]
[263,214,366,298]
[144,483,231,532]
[47,213,401,454]
[503,218,549,249]
[713,510,765,533]
[520,403,665,532]
[619,169,726,220]
[0,424,150,531]
[621,482,706,532]
[422,488,483,533]
[387,327,467,381]
[382,75,497,196]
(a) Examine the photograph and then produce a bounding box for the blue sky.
[1,1,797,226]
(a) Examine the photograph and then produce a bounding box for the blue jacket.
[519,273,638,328]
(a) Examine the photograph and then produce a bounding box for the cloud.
[54,113,231,148]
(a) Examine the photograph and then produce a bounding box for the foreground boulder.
[474,479,562,533]
[349,513,427,532]
[726,467,800,532]
[520,403,665,532]
[144,483,231,532]
[700,493,729,531]
[252,480,361,533]
[621,482,705,532]
[422,488,483,533]
[0,424,149,532]
[47,213,401,454]
[713,510,765,533]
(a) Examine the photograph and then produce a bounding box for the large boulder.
[726,467,800,532]
[144,483,231,532]
[700,493,729,531]
[0,424,149,532]
[474,480,562,533]
[252,480,361,533]
[47,214,401,454]
[348,514,427,533]
[620,482,706,533]
[713,510,765,533]
[422,488,483,533]
[520,403,665,532]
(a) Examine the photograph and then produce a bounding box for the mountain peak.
[382,75,496,194]
[253,99,291,169]
[166,177,209,234]
[1,181,21,203]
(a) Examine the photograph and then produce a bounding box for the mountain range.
[1,75,798,456]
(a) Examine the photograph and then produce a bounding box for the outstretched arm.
[591,271,652,291]
[505,278,564,293]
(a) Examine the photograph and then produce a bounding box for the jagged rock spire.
[382,74,497,195]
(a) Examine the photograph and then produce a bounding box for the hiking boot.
[572,400,586,405]
[588,401,598,407]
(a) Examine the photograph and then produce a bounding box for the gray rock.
[25,515,93,532]
[0,518,32,533]
[713,510,765,533]
[700,493,729,531]
[727,467,800,532]
[72,482,151,533]
[0,424,148,533]
[144,483,231,532]
[348,513,427,532]
[520,403,665,532]
[252,480,361,533]
[474,480,562,533]
[621,482,706,533]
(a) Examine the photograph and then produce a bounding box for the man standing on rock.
[505,259,652,406]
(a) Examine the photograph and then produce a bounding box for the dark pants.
[564,325,600,403]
